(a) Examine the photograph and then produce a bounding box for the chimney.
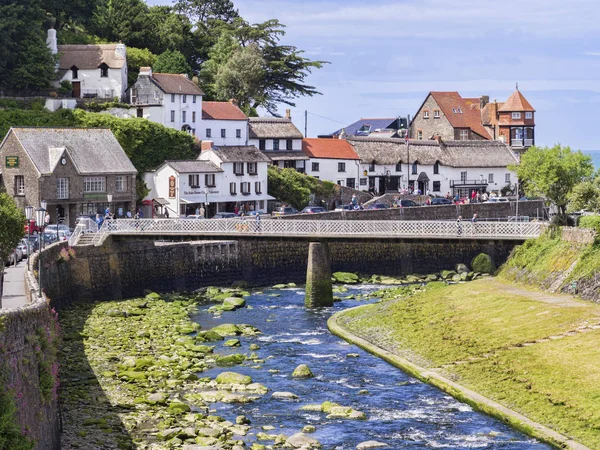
[139,67,152,77]
[229,99,238,106]
[46,28,58,55]
[480,95,489,109]
[433,135,443,144]
[115,41,126,59]
[285,109,291,120]
[201,140,214,152]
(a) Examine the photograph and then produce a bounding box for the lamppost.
[35,206,46,297]
[107,193,113,216]
[203,188,209,218]
[25,206,33,270]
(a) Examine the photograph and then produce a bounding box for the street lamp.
[25,206,33,270]
[203,188,209,218]
[107,193,113,216]
[35,206,46,297]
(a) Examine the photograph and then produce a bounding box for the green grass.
[336,279,600,448]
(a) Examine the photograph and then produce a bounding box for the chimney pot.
[433,135,442,143]
[46,28,58,55]
[285,109,291,120]
[114,42,126,60]
[201,140,214,152]
[480,95,490,109]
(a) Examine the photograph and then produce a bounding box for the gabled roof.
[58,44,126,70]
[163,160,222,173]
[151,73,204,95]
[7,128,137,175]
[202,102,247,121]
[302,138,360,160]
[206,146,271,163]
[428,92,491,139]
[481,101,504,127]
[330,118,399,137]
[248,117,303,139]
[498,90,535,112]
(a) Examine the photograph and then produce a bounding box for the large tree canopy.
[153,49,192,75]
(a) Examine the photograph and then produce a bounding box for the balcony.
[511,138,534,148]
[81,89,115,99]
[130,94,164,106]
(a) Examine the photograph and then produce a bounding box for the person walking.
[165,208,169,219]
[255,213,261,232]
[95,213,104,231]
[456,215,463,236]
[199,205,205,218]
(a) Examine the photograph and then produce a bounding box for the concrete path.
[1,259,28,309]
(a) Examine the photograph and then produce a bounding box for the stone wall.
[277,200,547,221]
[562,227,596,245]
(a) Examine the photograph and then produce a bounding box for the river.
[192,284,551,449]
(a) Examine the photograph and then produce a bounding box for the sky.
[147,0,600,150]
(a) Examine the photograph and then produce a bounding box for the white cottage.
[302,138,361,188]
[201,101,248,146]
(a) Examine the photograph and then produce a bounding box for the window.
[452,108,457,113]
[205,174,215,187]
[221,129,226,138]
[236,129,241,138]
[137,108,143,118]
[171,94,175,103]
[83,176,105,193]
[457,108,463,114]
[460,129,469,140]
[170,110,175,122]
[412,162,418,175]
[505,173,511,183]
[417,130,423,140]
[230,182,237,195]
[286,139,293,150]
[241,182,251,195]
[247,162,257,175]
[193,95,196,103]
[488,173,494,183]
[182,94,187,103]
[206,128,211,138]
[460,171,467,182]
[182,111,187,123]
[525,112,533,119]
[434,110,440,119]
[433,181,441,192]
[100,63,108,77]
[433,161,440,174]
[14,176,24,196]
[233,162,244,175]
[395,163,402,172]
[255,181,262,194]
[192,111,196,123]
[337,180,343,186]
[346,178,356,188]
[188,174,200,187]
[192,128,196,135]
[360,178,367,186]
[115,175,127,192]
[273,139,280,150]
[369,162,375,172]
[423,110,429,119]
[312,162,320,172]
[338,162,346,172]
[71,66,78,79]
[56,178,69,199]
[512,112,521,119]
[259,139,266,151]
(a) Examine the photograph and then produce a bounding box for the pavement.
[1,258,28,309]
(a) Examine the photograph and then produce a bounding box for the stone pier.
[305,241,333,307]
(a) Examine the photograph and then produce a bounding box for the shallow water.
[191,285,551,449]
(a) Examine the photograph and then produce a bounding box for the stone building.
[0,128,137,226]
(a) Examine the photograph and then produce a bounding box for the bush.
[79,101,131,112]
[58,80,73,95]
[551,214,575,227]
[579,215,600,233]
[471,253,496,274]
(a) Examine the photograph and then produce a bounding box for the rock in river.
[284,432,322,448]
[356,441,389,449]
[292,364,314,378]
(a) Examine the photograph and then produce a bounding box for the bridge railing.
[95,218,543,240]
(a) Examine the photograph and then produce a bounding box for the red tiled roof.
[151,73,204,95]
[498,90,535,112]
[429,92,491,139]
[202,101,247,120]
[302,138,360,160]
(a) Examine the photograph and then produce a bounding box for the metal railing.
[93,218,543,242]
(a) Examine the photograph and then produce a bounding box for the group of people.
[96,208,143,230]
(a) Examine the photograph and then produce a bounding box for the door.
[72,82,81,98]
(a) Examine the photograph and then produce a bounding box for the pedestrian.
[126,210,132,218]
[351,194,357,206]
[471,190,476,202]
[471,213,478,222]
[454,192,460,204]
[165,208,169,219]
[199,205,205,218]
[45,211,51,226]
[481,192,488,202]
[138,208,144,218]
[95,213,103,230]
[255,213,261,232]
[456,215,463,235]
[234,205,239,215]
[445,192,450,199]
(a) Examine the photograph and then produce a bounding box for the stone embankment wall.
[42,237,516,306]
[0,259,61,450]
[561,227,596,245]
[277,200,547,221]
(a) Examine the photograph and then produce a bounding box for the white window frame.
[525,112,533,119]
[505,173,511,183]
[188,174,200,188]
[460,171,467,182]
[182,94,187,103]
[338,162,346,172]
[115,175,127,192]
[460,129,469,140]
[247,162,257,175]
[434,110,440,118]
[205,174,216,187]
[255,181,262,194]
[15,175,25,196]
[423,110,429,119]
[488,173,494,183]
[273,139,280,150]
[206,128,211,138]
[233,162,244,175]
[512,112,521,119]
[241,182,251,195]
[57,178,69,199]
[182,111,187,123]
[221,129,226,138]
[312,162,319,172]
[236,129,241,138]
[192,111,196,123]
[83,176,106,193]
[170,110,175,122]
[230,182,237,195]
[417,130,423,140]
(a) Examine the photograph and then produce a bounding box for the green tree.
[126,47,156,86]
[44,0,102,30]
[514,145,594,220]
[0,194,25,307]
[91,0,150,49]
[267,166,335,210]
[568,176,600,213]
[153,49,192,75]
[174,0,238,25]
[147,6,194,56]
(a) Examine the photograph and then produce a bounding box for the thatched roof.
[348,137,518,168]
[58,44,126,69]
[248,117,303,139]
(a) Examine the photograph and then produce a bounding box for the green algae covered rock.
[471,253,496,274]
[224,297,246,309]
[197,330,224,342]
[292,364,314,378]
[224,339,241,347]
[332,272,359,284]
[211,323,241,336]
[215,371,252,385]
[168,401,191,415]
[440,270,457,280]
[216,353,245,366]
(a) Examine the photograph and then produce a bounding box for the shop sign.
[5,156,19,168]
[168,176,176,198]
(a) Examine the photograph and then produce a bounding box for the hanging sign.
[168,176,176,198]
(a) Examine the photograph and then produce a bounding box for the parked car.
[14,246,23,262]
[23,236,39,253]
[301,206,326,214]
[334,204,354,212]
[519,196,540,201]
[45,224,72,241]
[186,214,206,219]
[486,197,509,203]
[5,249,17,266]
[367,203,390,210]
[212,212,239,219]
[18,241,28,258]
[24,219,42,235]
[272,206,299,216]
[247,211,265,216]
[396,199,419,207]
[429,197,452,206]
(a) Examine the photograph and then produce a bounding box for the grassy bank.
[335,279,600,448]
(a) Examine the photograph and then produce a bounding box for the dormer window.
[452,108,457,113]
[99,63,109,78]
[395,161,402,172]
[457,108,463,114]
[412,162,418,175]
[512,112,521,119]
[71,66,78,79]
[434,161,440,174]
[525,112,533,119]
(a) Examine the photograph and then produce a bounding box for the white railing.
[68,218,97,246]
[524,138,534,147]
[93,219,543,241]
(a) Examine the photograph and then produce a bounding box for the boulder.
[455,263,469,274]
[168,401,191,414]
[224,339,241,347]
[284,432,322,449]
[425,274,439,282]
[157,427,182,441]
[146,392,169,405]
[215,371,252,385]
[223,297,246,309]
[332,272,360,284]
[451,274,462,282]
[236,415,251,425]
[302,425,316,433]
[197,330,224,342]
[292,364,314,378]
[356,441,389,449]
[211,324,241,337]
[216,353,245,366]
[272,391,298,400]
[471,253,496,274]
[440,270,457,280]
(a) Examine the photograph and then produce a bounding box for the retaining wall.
[561,227,596,245]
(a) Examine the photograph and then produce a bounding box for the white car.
[485,197,509,203]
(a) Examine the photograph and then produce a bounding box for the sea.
[584,151,600,169]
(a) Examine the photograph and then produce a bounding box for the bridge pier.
[305,241,333,307]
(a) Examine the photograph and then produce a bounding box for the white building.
[196,144,274,213]
[248,115,307,173]
[129,67,204,137]
[349,137,519,197]
[47,29,128,101]
[201,101,249,146]
[302,138,361,188]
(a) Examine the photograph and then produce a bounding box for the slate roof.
[262,151,309,161]
[330,118,399,137]
[151,73,204,95]
[302,138,360,160]
[202,102,247,121]
[498,90,535,112]
[207,146,271,163]
[429,92,491,139]
[8,128,137,175]
[248,117,303,139]
[348,137,518,168]
[58,44,126,70]
[164,160,222,173]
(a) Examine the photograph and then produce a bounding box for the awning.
[417,171,429,182]
[179,198,193,204]
[153,197,168,206]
